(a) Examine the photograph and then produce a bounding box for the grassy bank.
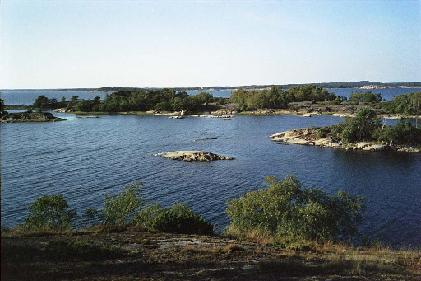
[2,227,420,281]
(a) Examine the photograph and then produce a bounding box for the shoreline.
[270,128,421,153]
[70,110,420,119]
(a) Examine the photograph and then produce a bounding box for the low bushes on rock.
[226,176,364,244]
[135,203,213,235]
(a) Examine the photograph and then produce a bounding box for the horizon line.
[2,81,421,91]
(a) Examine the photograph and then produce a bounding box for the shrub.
[23,195,76,231]
[226,176,364,244]
[135,203,213,235]
[103,182,142,225]
[340,109,381,143]
[349,92,382,104]
[374,121,421,145]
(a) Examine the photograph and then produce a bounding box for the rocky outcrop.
[270,129,420,153]
[1,111,64,123]
[156,151,234,162]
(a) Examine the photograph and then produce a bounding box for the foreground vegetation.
[2,176,420,280]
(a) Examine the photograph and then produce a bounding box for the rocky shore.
[1,111,64,123]
[156,151,234,162]
[270,128,420,153]
[2,228,419,281]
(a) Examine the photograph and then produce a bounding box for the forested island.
[2,176,420,280]
[8,85,419,119]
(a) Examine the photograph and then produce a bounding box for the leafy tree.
[0,98,7,117]
[23,195,76,231]
[340,109,381,143]
[226,176,364,243]
[135,203,213,235]
[349,92,382,104]
[374,120,421,145]
[230,85,336,111]
[382,92,421,115]
[102,182,142,225]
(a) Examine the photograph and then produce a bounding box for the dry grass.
[2,229,420,281]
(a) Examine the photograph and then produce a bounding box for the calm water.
[0,90,109,105]
[2,87,421,105]
[1,112,420,247]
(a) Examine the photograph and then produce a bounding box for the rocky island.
[270,128,420,153]
[1,111,64,123]
[156,151,234,162]
[271,109,421,153]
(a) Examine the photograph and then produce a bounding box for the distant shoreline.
[2,81,421,92]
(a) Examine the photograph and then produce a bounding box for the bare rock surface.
[270,128,420,153]
[156,151,234,162]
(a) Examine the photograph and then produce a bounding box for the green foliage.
[339,109,381,143]
[374,121,421,145]
[0,97,7,116]
[33,95,67,109]
[226,176,364,243]
[103,182,142,225]
[74,96,101,112]
[230,85,336,111]
[349,92,382,104]
[135,203,213,235]
[23,195,76,231]
[87,89,217,112]
[382,92,421,115]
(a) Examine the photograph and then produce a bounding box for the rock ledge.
[270,128,420,153]
[156,151,234,162]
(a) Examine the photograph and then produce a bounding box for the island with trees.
[0,98,64,123]
[271,109,421,153]
[17,86,420,120]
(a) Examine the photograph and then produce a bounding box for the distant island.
[2,81,421,92]
[10,85,419,119]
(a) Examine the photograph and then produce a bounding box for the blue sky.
[1,0,420,88]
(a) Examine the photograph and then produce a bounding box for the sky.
[0,0,420,88]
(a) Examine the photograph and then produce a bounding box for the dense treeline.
[317,109,421,145]
[382,92,421,115]
[97,90,218,112]
[230,85,337,111]
[32,90,223,113]
[29,90,421,116]
[348,92,382,103]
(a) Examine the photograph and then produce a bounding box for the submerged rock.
[156,151,234,162]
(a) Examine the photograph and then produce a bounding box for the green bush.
[382,92,420,115]
[339,109,381,143]
[135,203,213,235]
[226,176,364,243]
[374,121,421,145]
[23,195,76,231]
[349,92,382,104]
[103,182,142,225]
